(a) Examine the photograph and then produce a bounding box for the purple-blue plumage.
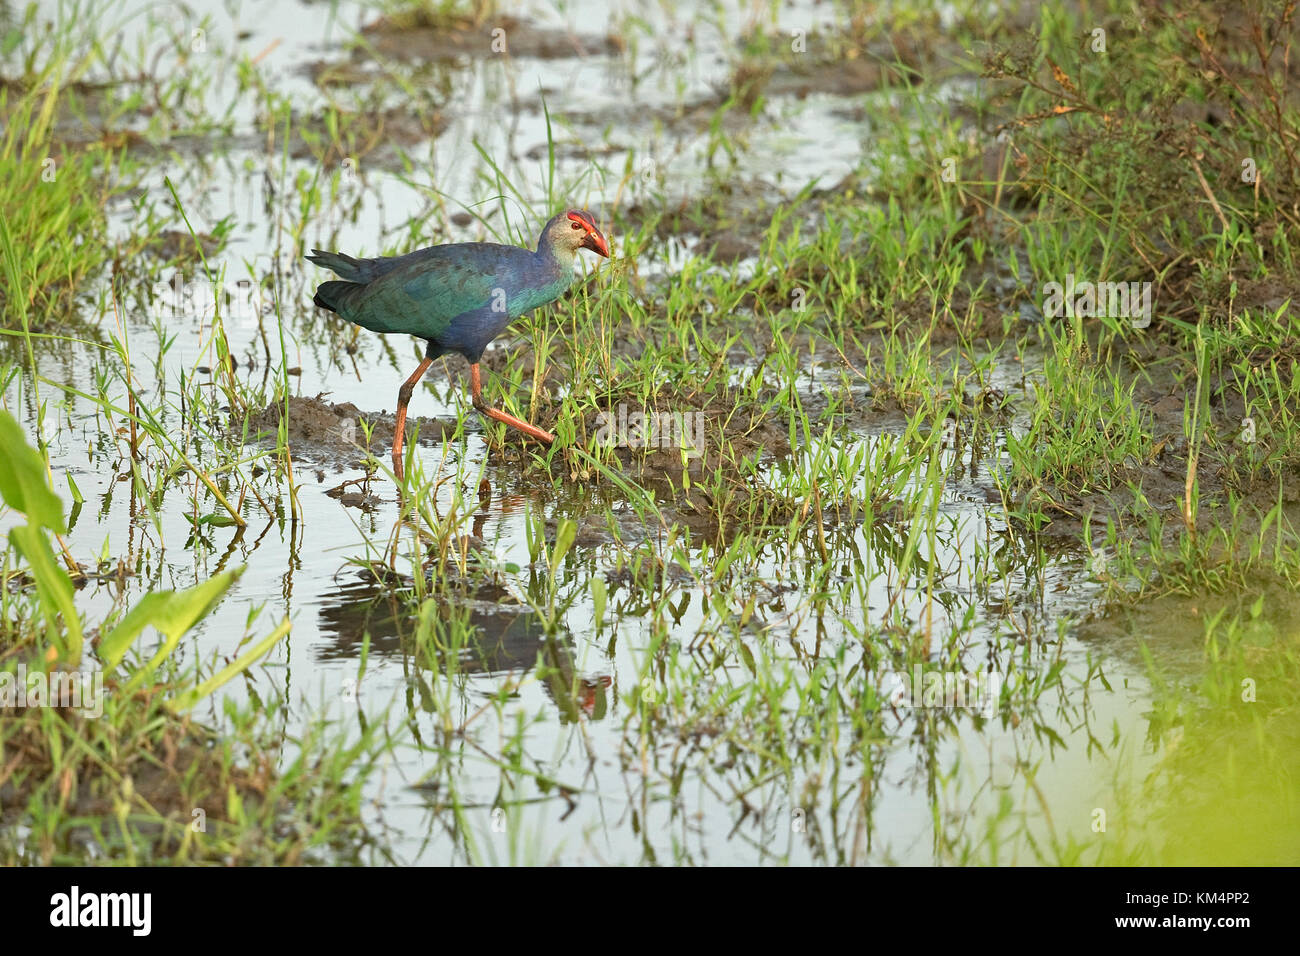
[308,210,608,362]
[306,208,611,470]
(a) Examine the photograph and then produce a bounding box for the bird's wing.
[324,244,534,339]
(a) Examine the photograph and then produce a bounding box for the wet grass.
[1,0,1298,864]
[0,407,382,863]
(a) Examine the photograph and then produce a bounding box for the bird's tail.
[312,280,363,315]
[305,250,370,282]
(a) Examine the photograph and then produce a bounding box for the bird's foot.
[478,405,554,444]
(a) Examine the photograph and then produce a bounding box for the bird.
[307,209,610,477]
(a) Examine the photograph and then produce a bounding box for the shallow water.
[1,0,1209,863]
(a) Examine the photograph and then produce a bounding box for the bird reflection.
[317,575,610,722]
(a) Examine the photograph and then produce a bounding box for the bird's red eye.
[571,222,582,230]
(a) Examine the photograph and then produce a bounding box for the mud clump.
[585,400,789,485]
[145,230,224,263]
[360,15,624,62]
[248,396,455,463]
[693,230,759,264]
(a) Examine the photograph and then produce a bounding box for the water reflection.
[317,576,611,722]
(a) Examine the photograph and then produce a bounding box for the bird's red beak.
[569,211,610,258]
[582,228,610,258]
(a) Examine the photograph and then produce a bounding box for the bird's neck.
[535,241,577,277]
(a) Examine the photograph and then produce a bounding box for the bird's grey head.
[540,209,611,260]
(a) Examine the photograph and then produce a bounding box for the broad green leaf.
[100,568,243,691]
[591,577,606,624]
[549,518,576,575]
[9,523,82,661]
[737,640,757,677]
[0,410,65,532]
[65,471,84,505]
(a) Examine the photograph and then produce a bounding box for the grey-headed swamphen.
[307,209,610,476]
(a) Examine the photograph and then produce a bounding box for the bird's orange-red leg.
[392,356,434,479]
[470,363,555,444]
